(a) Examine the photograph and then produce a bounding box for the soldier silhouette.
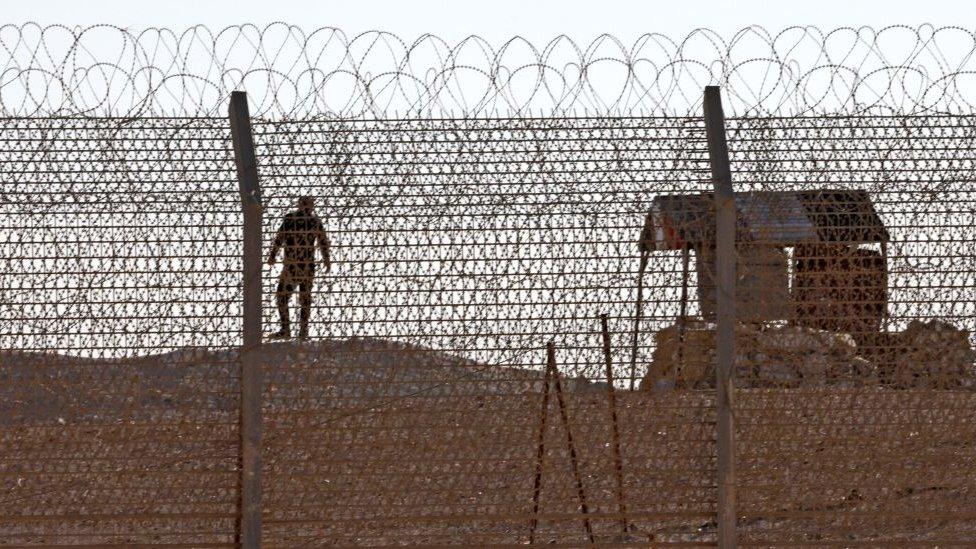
[267,196,331,340]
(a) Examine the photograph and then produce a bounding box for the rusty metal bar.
[629,249,649,390]
[528,352,552,544]
[677,245,690,376]
[704,85,737,549]
[229,90,264,549]
[600,314,629,534]
[549,342,595,545]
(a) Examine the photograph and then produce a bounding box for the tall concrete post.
[704,85,737,548]
[229,90,263,549]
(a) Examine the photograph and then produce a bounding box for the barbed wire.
[4,22,976,547]
[2,23,976,118]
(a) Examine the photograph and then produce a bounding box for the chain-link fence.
[2,24,976,547]
[723,114,976,544]
[0,117,242,545]
[251,115,715,545]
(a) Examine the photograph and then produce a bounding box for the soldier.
[267,196,331,340]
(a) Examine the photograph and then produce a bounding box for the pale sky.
[4,1,975,118]
[6,0,973,41]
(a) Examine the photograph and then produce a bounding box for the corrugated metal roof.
[798,189,890,243]
[737,191,818,243]
[647,194,711,251]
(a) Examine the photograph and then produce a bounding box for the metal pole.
[600,314,629,534]
[229,90,263,549]
[703,85,737,548]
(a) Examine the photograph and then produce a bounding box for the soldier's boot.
[270,324,291,339]
[298,290,311,341]
[273,288,292,339]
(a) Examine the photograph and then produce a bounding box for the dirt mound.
[4,339,976,545]
[1,338,603,424]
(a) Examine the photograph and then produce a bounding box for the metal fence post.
[229,90,263,548]
[704,85,737,548]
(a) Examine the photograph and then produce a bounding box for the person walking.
[267,196,331,340]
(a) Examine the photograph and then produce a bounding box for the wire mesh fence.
[723,114,976,544]
[2,24,976,548]
[0,117,242,545]
[251,116,716,545]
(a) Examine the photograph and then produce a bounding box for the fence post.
[229,90,263,548]
[703,85,737,548]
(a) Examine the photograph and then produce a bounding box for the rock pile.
[642,320,715,390]
[734,324,874,388]
[864,320,975,389]
[641,320,974,390]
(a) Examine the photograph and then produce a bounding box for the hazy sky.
[6,0,972,40]
[4,0,974,119]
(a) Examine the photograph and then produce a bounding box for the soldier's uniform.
[269,209,330,339]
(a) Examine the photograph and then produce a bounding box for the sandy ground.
[2,339,976,547]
